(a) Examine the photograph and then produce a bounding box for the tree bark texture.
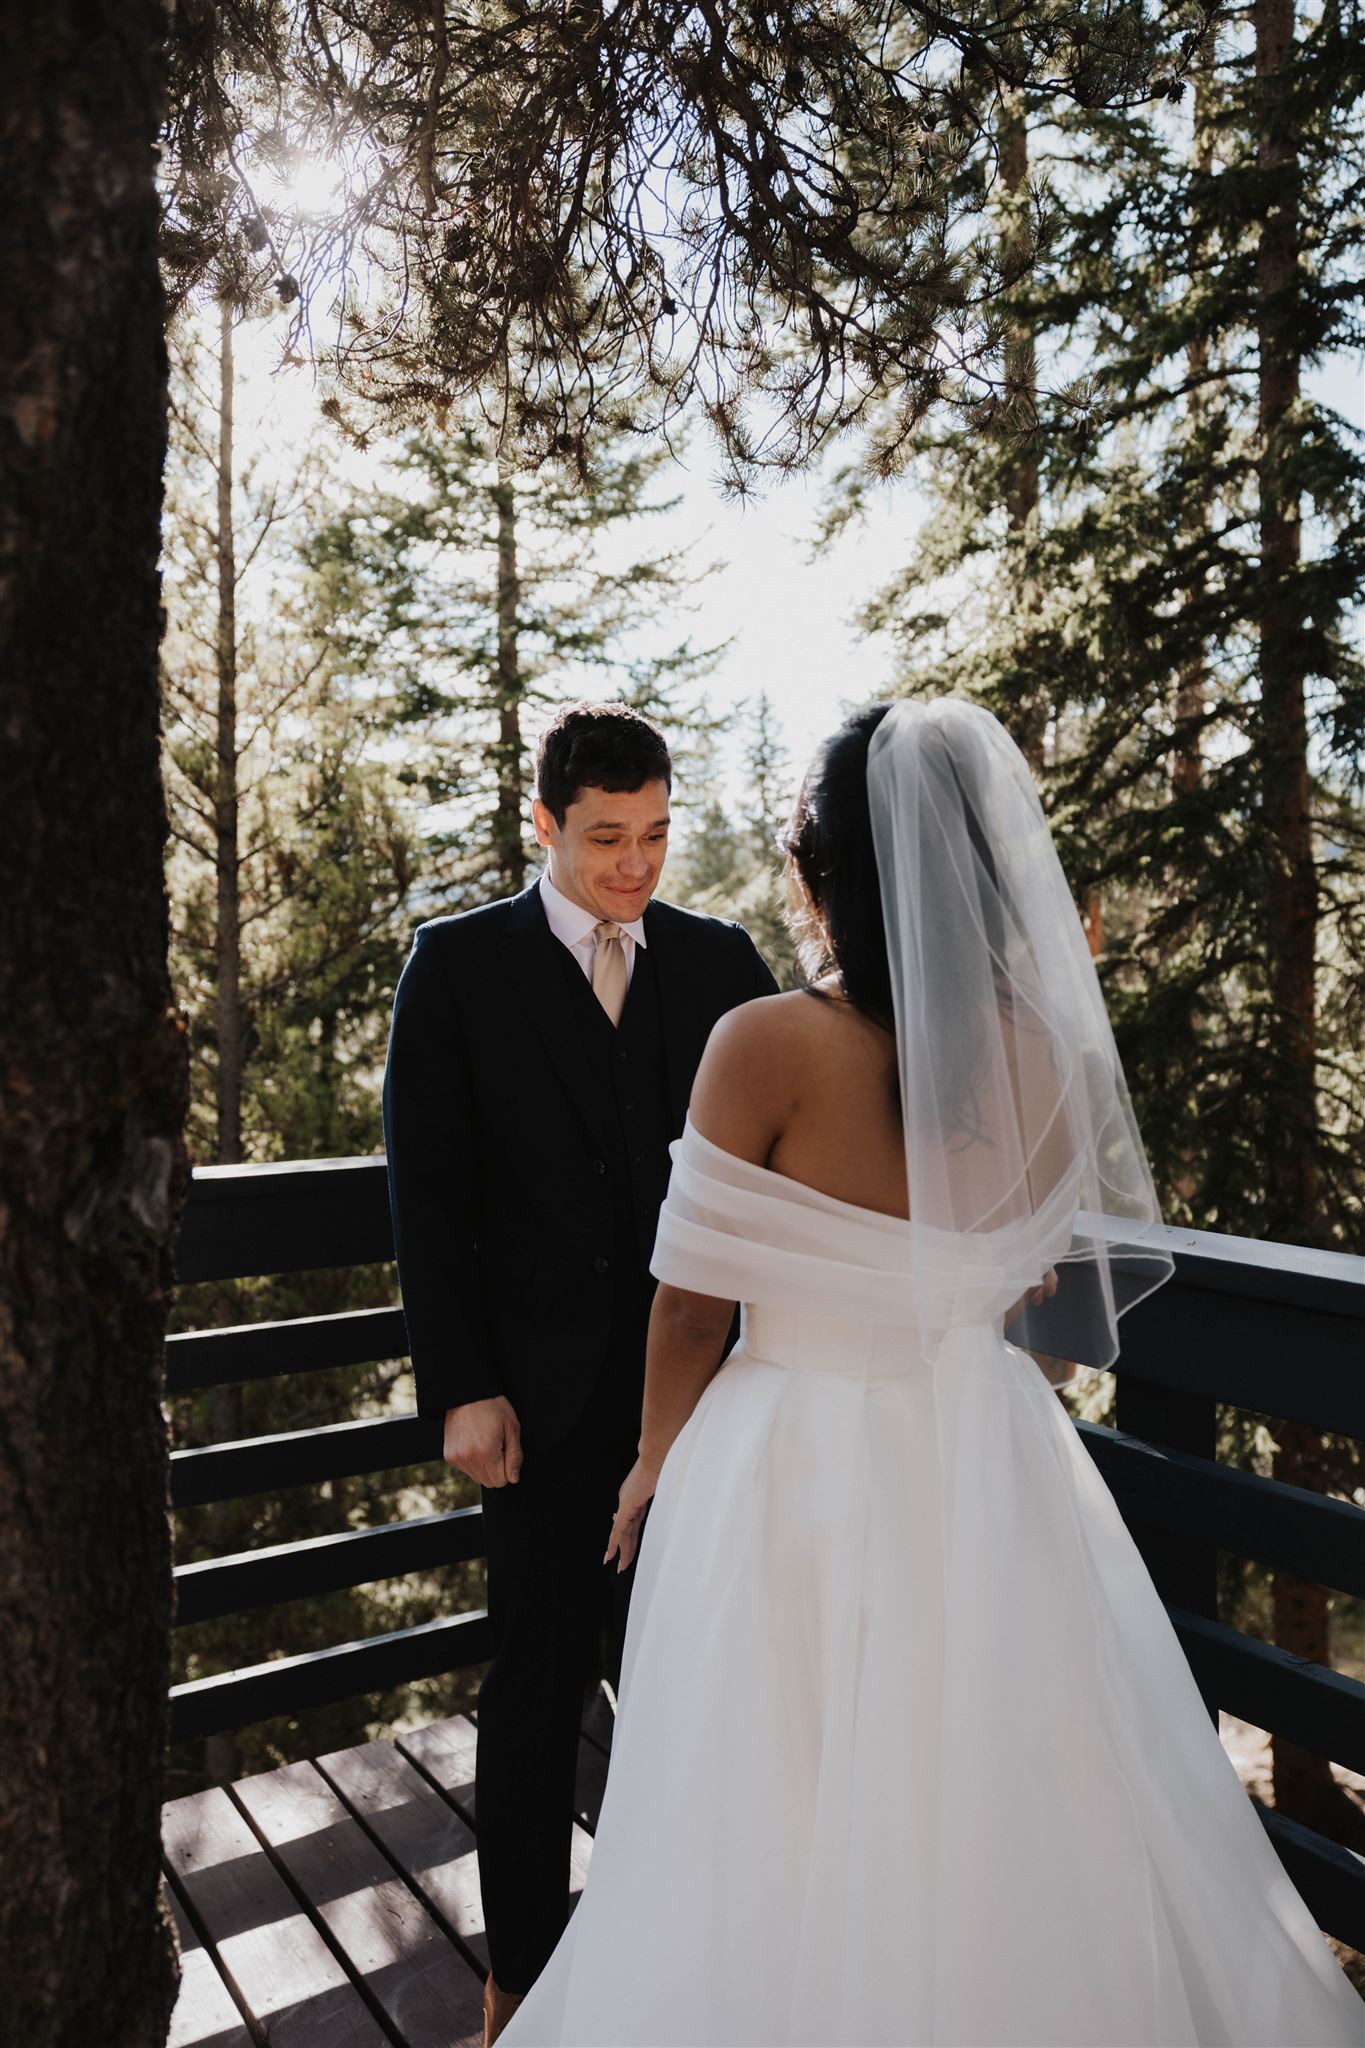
[214,299,243,1169]
[1173,33,1217,801]
[1255,0,1319,1243]
[0,6,186,2044]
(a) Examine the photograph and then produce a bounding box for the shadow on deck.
[163,1692,615,2048]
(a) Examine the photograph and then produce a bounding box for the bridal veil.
[865,696,1174,1370]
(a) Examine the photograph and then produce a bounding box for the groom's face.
[533,778,671,924]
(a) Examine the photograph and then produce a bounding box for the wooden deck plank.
[315,1738,491,1971]
[162,1879,256,2048]
[162,1708,615,2048]
[459,1686,614,1833]
[397,1713,595,1881]
[393,1714,478,1823]
[163,1784,388,2048]
[232,1759,484,2048]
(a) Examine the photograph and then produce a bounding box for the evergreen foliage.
[306,416,729,907]
[836,6,1365,1254]
[672,693,800,980]
[159,1,1207,478]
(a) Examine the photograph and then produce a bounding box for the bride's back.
[692,980,911,1223]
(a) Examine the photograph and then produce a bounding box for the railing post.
[1113,1377,1221,1723]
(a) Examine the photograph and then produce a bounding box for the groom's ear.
[531,796,556,848]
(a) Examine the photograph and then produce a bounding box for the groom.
[381,701,778,2043]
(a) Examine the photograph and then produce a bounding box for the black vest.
[550,936,673,1302]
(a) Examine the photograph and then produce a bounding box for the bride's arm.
[638,1282,737,1471]
[635,995,795,1463]
[605,1000,786,1570]
[604,1282,736,1571]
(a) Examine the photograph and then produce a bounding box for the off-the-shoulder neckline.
[679,1112,914,1231]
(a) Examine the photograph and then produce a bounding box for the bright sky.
[228,312,917,805]
[604,448,914,778]
[227,310,1364,814]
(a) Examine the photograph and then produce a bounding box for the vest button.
[623,1101,635,1113]
[617,1048,628,1063]
[593,1158,606,1175]
[594,1255,610,1273]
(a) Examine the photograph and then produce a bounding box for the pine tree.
[161,307,418,1171]
[307,415,727,910]
[671,693,799,983]
[841,13,1365,1249]
[838,3,1365,1833]
[160,1,1203,478]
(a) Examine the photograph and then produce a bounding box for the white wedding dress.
[500,1116,1365,2047]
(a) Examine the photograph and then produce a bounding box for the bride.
[498,698,1364,2047]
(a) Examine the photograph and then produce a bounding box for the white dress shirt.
[538,867,648,991]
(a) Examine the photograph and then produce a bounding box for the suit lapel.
[497,884,714,1145]
[643,899,711,1131]
[497,881,611,1154]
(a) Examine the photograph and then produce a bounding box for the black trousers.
[474,1301,647,1993]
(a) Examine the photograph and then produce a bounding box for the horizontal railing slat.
[174,1506,485,1625]
[1140,1226,1364,1316]
[173,1156,392,1283]
[1253,1800,1365,1954]
[1168,1606,1365,1778]
[170,1412,440,1507]
[165,1306,409,1394]
[1115,1280,1365,1437]
[169,1608,493,1742]
[1080,1422,1365,1599]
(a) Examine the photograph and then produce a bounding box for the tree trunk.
[1254,0,1342,1834]
[0,6,185,2043]
[492,456,526,893]
[1256,0,1318,1241]
[1173,32,1217,801]
[998,92,1046,774]
[214,299,243,1169]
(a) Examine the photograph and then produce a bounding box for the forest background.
[153,1,1365,1866]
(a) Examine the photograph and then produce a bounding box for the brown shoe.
[482,1970,526,2048]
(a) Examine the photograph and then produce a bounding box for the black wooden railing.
[167,1156,1365,1947]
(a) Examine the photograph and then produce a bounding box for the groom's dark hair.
[536,702,673,825]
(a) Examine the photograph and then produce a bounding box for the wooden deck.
[162,1696,614,2048]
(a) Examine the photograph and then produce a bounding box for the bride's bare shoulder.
[687,992,805,1152]
[687,989,839,1165]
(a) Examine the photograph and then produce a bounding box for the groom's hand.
[443,1395,523,1488]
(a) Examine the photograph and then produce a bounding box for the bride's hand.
[1005,1265,1059,1326]
[605,1456,661,1574]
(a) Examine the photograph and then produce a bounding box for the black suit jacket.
[382,878,779,1447]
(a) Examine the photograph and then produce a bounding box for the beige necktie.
[591,920,628,1025]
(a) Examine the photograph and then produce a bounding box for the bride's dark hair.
[779,703,896,1032]
[781,699,1014,1136]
